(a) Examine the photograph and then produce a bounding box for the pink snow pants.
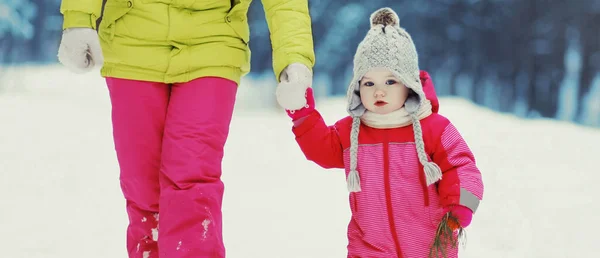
[106,76,237,258]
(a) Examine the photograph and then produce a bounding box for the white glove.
[57,28,104,73]
[276,63,312,110]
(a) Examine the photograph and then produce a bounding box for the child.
[281,7,484,258]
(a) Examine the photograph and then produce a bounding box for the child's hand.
[444,205,473,230]
[286,87,315,121]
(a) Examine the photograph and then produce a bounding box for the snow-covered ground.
[1,65,599,258]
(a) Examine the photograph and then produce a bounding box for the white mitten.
[276,63,312,110]
[57,28,104,73]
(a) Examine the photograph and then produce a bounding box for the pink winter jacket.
[291,71,484,258]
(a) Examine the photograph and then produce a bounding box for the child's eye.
[386,80,398,85]
[362,81,374,87]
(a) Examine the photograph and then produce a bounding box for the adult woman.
[57,0,314,257]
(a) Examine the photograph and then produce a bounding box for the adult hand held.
[276,63,312,110]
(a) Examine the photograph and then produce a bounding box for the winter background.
[1,0,599,257]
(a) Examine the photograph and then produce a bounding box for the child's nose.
[374,89,386,97]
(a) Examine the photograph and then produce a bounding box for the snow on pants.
[106,76,237,258]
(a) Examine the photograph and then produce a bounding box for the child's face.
[359,68,409,115]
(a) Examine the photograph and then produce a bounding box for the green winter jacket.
[60,0,315,85]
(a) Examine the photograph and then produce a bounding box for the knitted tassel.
[347,169,362,192]
[424,161,443,186]
[348,117,362,192]
[409,109,443,186]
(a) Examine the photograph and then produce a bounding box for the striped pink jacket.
[291,72,484,258]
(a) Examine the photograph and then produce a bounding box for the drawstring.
[419,164,430,207]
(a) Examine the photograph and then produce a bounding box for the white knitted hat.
[345,7,442,192]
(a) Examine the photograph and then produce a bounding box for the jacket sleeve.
[60,0,104,30]
[432,121,484,213]
[291,110,345,169]
[261,0,316,81]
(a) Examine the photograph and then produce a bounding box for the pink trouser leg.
[106,77,170,258]
[158,77,238,258]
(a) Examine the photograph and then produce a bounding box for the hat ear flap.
[347,79,367,117]
[404,89,420,114]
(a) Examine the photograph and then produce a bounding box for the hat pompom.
[370,7,399,28]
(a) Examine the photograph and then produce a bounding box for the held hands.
[57,28,104,73]
[276,63,312,110]
[285,87,315,121]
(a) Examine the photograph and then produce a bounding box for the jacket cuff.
[274,53,314,82]
[62,11,96,30]
[460,188,481,213]
[441,187,480,214]
[291,110,320,137]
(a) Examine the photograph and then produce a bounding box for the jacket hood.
[419,70,439,113]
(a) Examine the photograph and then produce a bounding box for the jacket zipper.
[383,130,403,257]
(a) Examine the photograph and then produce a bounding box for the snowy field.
[1,65,599,258]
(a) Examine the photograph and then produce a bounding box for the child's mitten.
[430,205,471,257]
[286,87,315,122]
[444,205,473,230]
[57,28,104,73]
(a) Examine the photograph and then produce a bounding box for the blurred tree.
[0,0,598,126]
